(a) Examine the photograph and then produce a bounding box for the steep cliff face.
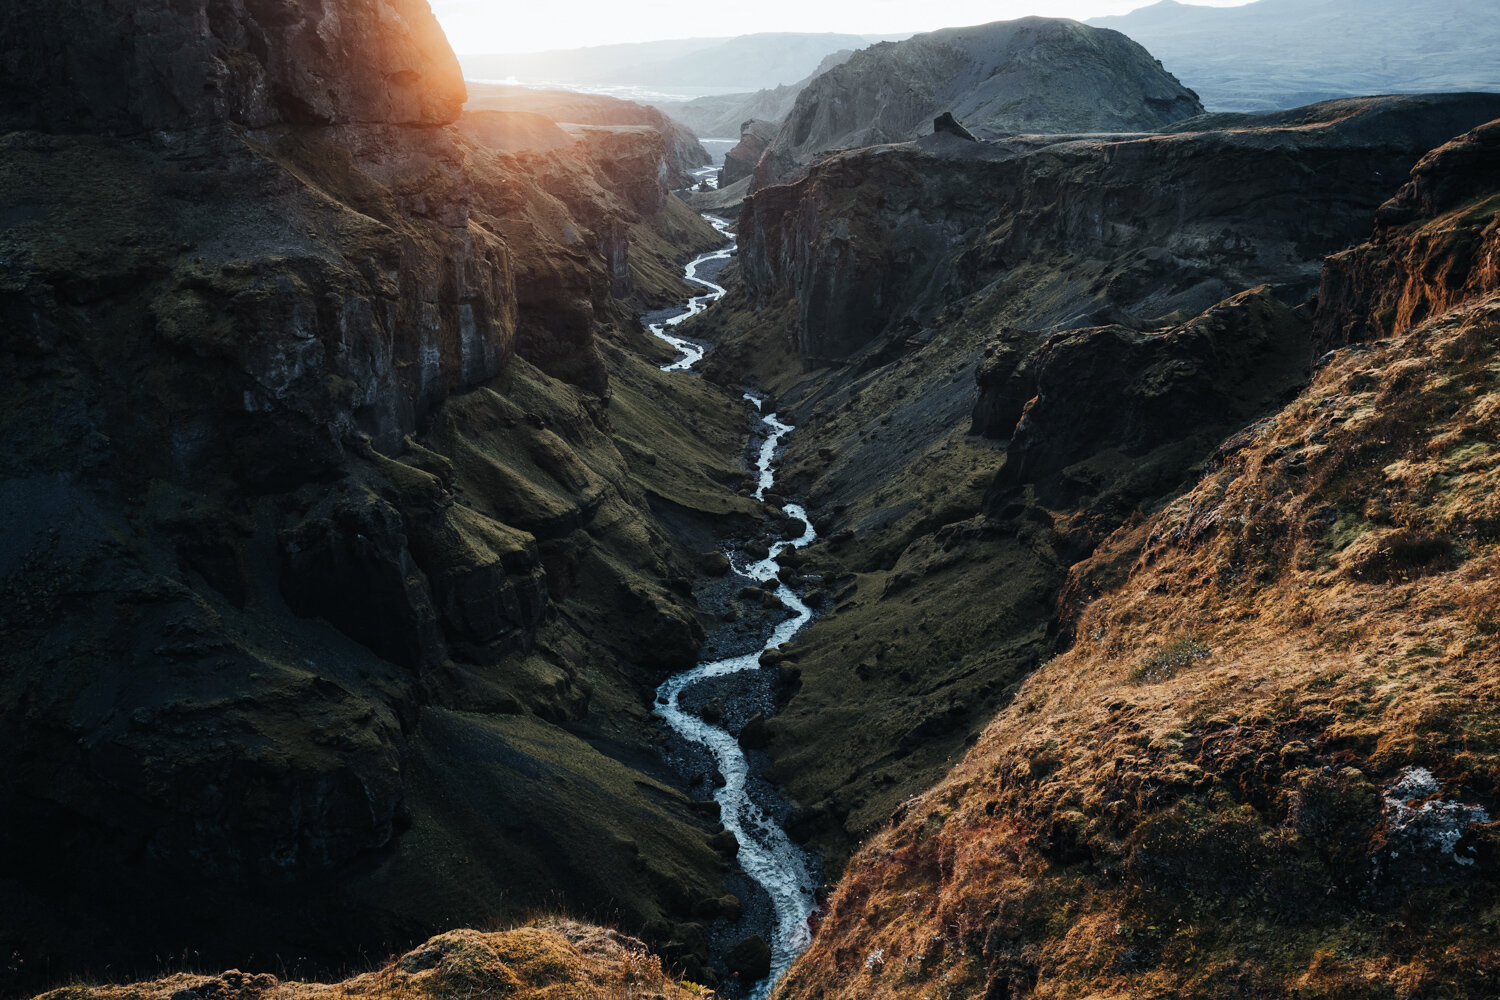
[775,119,1500,1000]
[0,0,759,987]
[0,0,465,134]
[720,119,778,188]
[753,17,1203,187]
[1315,117,1500,351]
[740,94,1500,363]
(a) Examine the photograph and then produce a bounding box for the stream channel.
[647,215,820,997]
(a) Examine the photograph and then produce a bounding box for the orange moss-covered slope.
[33,923,709,1000]
[776,123,1500,1000]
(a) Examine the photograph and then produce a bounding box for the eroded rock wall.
[1315,117,1500,351]
[0,0,751,985]
[740,94,1500,363]
[0,0,465,134]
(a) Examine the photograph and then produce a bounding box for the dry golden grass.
[775,296,1500,1000]
[34,923,712,1000]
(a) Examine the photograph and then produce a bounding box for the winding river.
[649,217,820,996]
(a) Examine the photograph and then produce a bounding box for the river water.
[648,219,820,996]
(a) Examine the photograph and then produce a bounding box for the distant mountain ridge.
[655,50,858,140]
[1090,0,1500,111]
[461,32,905,96]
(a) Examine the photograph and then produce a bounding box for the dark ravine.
[645,220,823,997]
[672,90,1500,884]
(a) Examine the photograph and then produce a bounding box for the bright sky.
[431,0,1256,54]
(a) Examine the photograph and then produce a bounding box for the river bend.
[649,218,819,996]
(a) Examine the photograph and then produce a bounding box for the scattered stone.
[785,804,826,843]
[761,591,785,610]
[745,538,771,559]
[739,713,770,750]
[803,588,826,608]
[725,934,772,981]
[699,699,724,724]
[738,585,764,602]
[700,551,732,576]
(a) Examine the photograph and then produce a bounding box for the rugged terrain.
[751,17,1204,189]
[673,92,1500,883]
[1093,0,1500,112]
[0,0,773,992]
[775,114,1500,1000]
[7,0,1500,998]
[29,922,709,1000]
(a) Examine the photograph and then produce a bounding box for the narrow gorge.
[6,2,1500,1000]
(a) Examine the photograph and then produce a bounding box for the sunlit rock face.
[0,0,465,133]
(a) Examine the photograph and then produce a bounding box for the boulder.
[725,934,772,981]
[933,111,978,141]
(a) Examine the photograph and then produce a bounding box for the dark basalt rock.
[933,112,978,141]
[725,934,773,981]
[719,118,779,188]
[983,286,1311,513]
[0,0,733,982]
[740,93,1500,362]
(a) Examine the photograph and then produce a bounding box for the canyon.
[5,2,1500,1000]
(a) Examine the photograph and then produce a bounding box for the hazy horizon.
[432,0,1256,54]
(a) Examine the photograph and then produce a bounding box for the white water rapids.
[648,218,820,996]
[648,215,736,372]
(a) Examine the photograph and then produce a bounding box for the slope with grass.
[775,115,1500,1000]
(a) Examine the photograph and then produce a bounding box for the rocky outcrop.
[932,111,977,141]
[32,922,707,1000]
[719,118,779,188]
[1314,117,1500,351]
[753,17,1203,187]
[740,93,1500,362]
[0,0,465,134]
[464,83,709,187]
[981,286,1310,512]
